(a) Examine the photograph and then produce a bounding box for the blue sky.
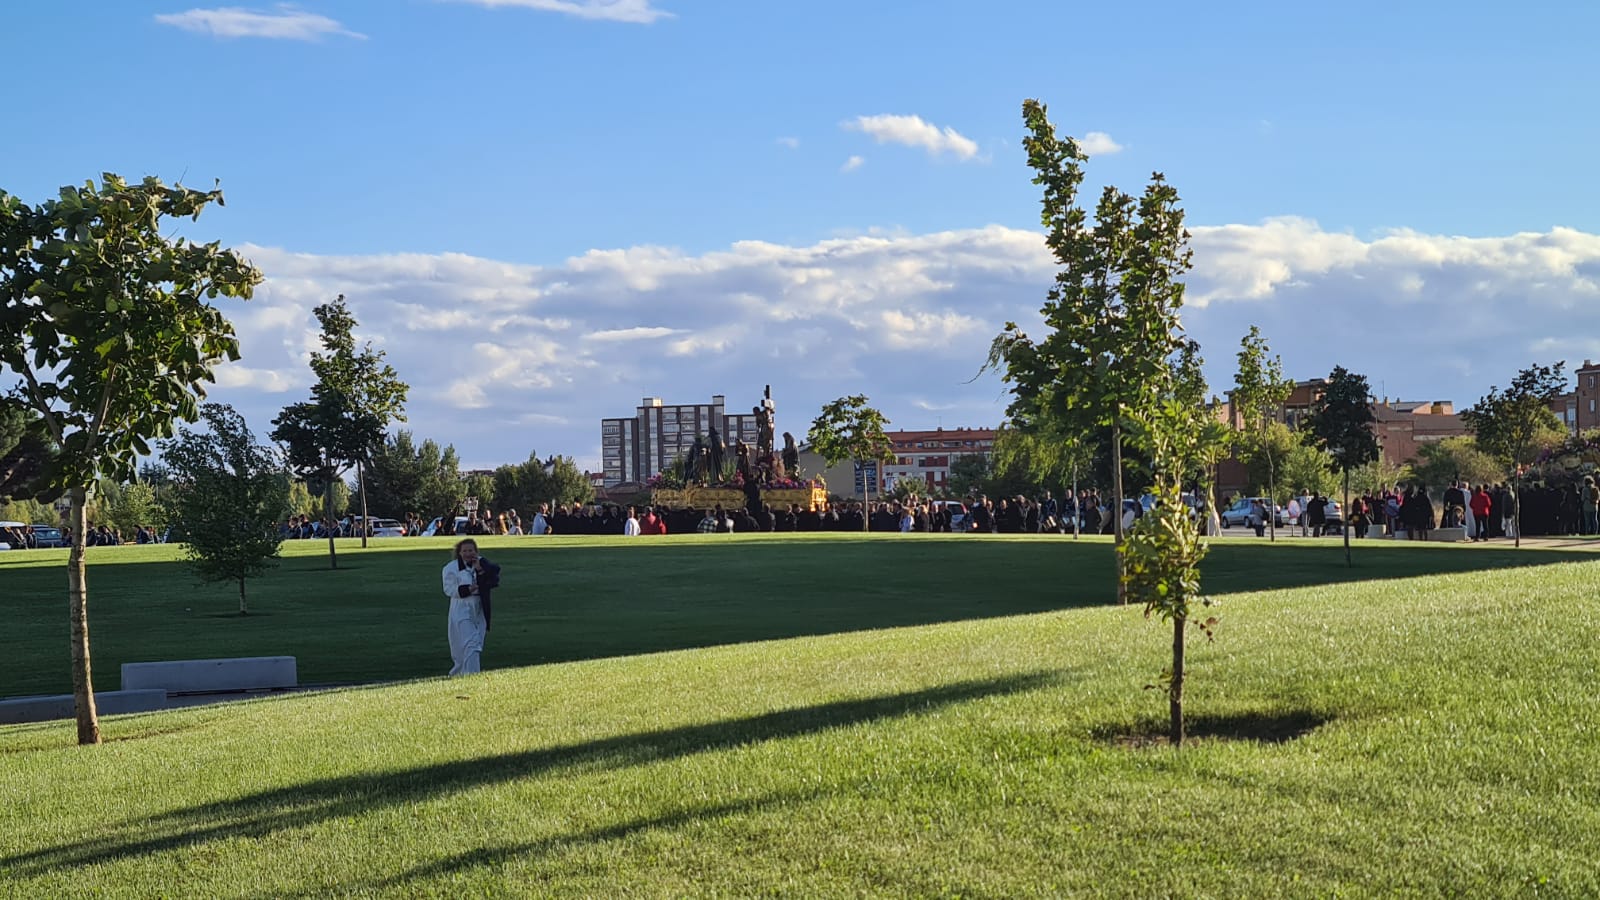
[6,2,1600,470]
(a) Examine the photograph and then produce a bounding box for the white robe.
[1459,488,1477,537]
[441,560,485,675]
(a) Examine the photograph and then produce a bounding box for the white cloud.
[844,114,980,161]
[445,0,671,24]
[840,155,865,173]
[776,137,800,149]
[1077,131,1123,156]
[193,222,1600,472]
[583,326,684,342]
[155,5,366,40]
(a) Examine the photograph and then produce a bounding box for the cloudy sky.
[6,2,1600,470]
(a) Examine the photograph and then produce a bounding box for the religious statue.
[756,385,777,459]
[782,432,800,477]
[686,434,705,484]
[735,438,754,484]
[708,426,726,482]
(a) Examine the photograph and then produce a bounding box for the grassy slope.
[1,537,1597,896]
[0,533,1590,696]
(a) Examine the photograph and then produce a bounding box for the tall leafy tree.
[806,394,894,530]
[0,174,261,744]
[363,430,431,518]
[1231,326,1294,540]
[160,404,289,614]
[986,99,1192,599]
[1301,367,1379,566]
[270,296,408,566]
[1461,362,1568,548]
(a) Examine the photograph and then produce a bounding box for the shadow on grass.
[1,670,1063,875]
[1096,709,1332,749]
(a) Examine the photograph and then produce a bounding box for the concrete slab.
[122,656,297,694]
[0,689,168,725]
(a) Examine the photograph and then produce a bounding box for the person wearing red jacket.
[1470,486,1493,542]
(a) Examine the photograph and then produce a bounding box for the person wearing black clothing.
[1307,494,1327,537]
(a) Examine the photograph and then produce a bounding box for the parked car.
[0,520,25,550]
[935,501,968,532]
[368,518,406,538]
[1219,497,1287,529]
[422,515,471,537]
[30,525,66,548]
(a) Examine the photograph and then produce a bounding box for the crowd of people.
[0,522,161,549]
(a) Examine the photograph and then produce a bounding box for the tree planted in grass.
[1461,362,1568,548]
[986,99,1193,599]
[1122,389,1216,747]
[1232,326,1294,540]
[807,395,893,530]
[161,404,289,614]
[1302,367,1378,566]
[271,296,408,565]
[0,174,261,744]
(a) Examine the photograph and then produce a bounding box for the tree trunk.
[1343,468,1352,568]
[67,485,101,746]
[238,577,249,616]
[324,472,338,569]
[1513,475,1522,549]
[1071,467,1079,540]
[1112,420,1126,604]
[1267,451,1276,542]
[358,458,369,549]
[1170,611,1186,747]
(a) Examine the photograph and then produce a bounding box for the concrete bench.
[1430,526,1468,542]
[122,656,297,695]
[0,689,168,725]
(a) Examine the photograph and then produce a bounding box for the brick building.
[797,426,995,499]
[1550,359,1600,434]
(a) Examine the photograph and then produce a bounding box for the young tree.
[1231,326,1295,540]
[1302,367,1379,566]
[986,99,1192,600]
[98,479,161,539]
[270,296,408,565]
[160,404,290,614]
[0,174,261,744]
[1461,362,1569,548]
[807,395,894,530]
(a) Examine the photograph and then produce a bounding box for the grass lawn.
[1,535,1597,896]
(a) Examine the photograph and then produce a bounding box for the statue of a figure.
[685,434,705,484]
[708,426,726,482]
[756,385,777,458]
[782,432,800,477]
[735,438,754,483]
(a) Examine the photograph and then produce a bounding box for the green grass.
[2,536,1598,896]
[0,533,1590,697]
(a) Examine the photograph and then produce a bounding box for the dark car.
[31,525,66,549]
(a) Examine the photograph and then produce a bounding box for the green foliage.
[1277,442,1339,500]
[1122,482,1211,628]
[97,480,160,538]
[1462,362,1569,471]
[159,404,289,614]
[270,296,409,565]
[310,479,350,520]
[0,496,56,525]
[1410,437,1503,488]
[286,480,315,518]
[490,453,591,514]
[806,395,894,470]
[0,403,58,502]
[362,431,466,518]
[946,452,992,499]
[0,174,263,490]
[1302,367,1379,473]
[462,473,496,513]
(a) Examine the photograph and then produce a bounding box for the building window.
[1591,399,1596,414]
